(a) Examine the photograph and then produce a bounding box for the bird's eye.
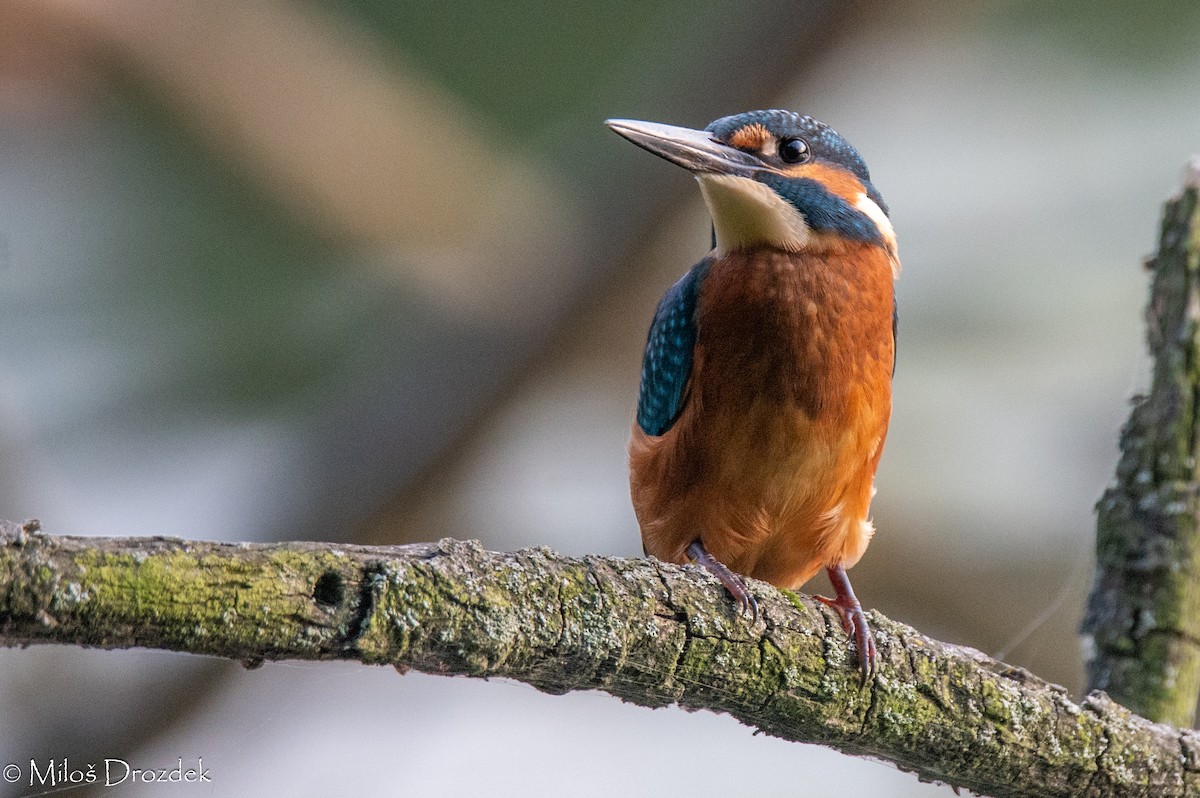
[778,137,809,164]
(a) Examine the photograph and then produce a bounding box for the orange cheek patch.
[729,123,772,151]
[782,163,867,204]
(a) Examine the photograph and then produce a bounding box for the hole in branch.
[313,570,345,607]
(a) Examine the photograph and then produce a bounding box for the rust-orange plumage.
[607,111,899,675]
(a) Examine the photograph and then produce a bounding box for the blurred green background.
[1,0,1198,795]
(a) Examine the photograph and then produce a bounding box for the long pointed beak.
[605,119,762,177]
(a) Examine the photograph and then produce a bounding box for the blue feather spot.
[636,258,711,435]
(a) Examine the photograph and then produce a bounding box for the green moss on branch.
[2,521,1198,797]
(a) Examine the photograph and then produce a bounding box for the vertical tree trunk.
[1082,170,1200,728]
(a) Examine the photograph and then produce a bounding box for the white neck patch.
[697,173,810,255]
[854,192,901,278]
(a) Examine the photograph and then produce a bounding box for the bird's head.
[606,110,898,274]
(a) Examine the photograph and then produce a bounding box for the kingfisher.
[607,110,898,676]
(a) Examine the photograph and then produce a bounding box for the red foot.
[687,540,759,623]
[816,564,877,681]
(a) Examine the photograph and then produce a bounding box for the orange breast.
[629,241,895,589]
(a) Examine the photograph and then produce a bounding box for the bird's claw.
[815,592,877,682]
[729,579,760,624]
[817,563,877,682]
[687,540,759,624]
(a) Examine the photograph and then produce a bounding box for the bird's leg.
[815,564,877,680]
[686,540,759,623]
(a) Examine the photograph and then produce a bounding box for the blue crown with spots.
[706,110,886,215]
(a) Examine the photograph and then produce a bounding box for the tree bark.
[1,520,1198,798]
[1082,169,1200,728]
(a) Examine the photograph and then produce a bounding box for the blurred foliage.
[88,79,405,419]
[326,0,761,174]
[333,0,652,126]
[990,0,1200,71]
[333,0,679,130]
[73,0,770,422]
[78,0,735,419]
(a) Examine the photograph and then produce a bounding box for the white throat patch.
[697,173,810,255]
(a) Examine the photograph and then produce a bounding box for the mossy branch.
[1,520,1198,798]
[1082,169,1200,727]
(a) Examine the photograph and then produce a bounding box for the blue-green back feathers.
[637,258,710,436]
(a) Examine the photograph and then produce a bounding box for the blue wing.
[892,296,898,376]
[636,258,711,436]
